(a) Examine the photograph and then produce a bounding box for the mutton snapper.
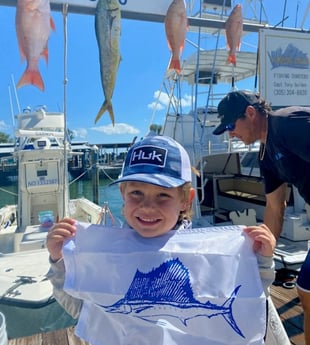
[15,0,55,91]
[94,0,121,126]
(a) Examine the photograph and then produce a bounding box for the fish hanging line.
[253,0,265,92]
[230,65,235,90]
[62,2,69,219]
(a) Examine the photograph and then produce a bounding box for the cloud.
[147,90,193,110]
[72,128,88,138]
[90,123,140,135]
[0,120,9,131]
[147,101,165,111]
[180,94,193,107]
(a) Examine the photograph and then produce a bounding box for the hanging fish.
[225,4,243,67]
[94,0,121,126]
[164,0,188,75]
[15,0,55,91]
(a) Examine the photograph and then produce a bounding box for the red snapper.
[225,4,243,67]
[15,0,55,91]
[164,0,188,75]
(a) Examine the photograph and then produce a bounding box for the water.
[0,179,123,221]
[0,312,7,345]
[69,179,123,220]
[0,184,18,208]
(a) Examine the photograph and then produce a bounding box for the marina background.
[0,178,124,221]
[1,1,310,144]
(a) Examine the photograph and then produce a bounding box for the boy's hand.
[243,224,276,257]
[46,218,76,262]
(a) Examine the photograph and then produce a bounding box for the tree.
[0,132,13,143]
[149,124,163,135]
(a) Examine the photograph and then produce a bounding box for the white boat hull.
[0,109,105,338]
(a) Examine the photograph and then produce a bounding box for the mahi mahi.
[94,0,121,125]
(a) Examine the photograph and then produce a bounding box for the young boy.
[46,134,286,344]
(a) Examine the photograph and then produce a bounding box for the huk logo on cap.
[130,145,167,168]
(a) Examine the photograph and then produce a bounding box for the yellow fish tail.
[94,100,115,126]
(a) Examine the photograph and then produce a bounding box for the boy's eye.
[129,190,142,196]
[159,193,171,198]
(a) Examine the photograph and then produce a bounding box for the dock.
[271,285,304,345]
[7,284,304,345]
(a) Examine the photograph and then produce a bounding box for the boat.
[157,0,310,272]
[0,107,109,339]
[0,143,17,184]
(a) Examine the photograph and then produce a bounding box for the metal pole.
[91,145,99,205]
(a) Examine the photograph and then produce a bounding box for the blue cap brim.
[110,173,187,188]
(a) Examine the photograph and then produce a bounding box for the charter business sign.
[259,29,310,107]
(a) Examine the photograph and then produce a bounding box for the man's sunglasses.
[225,111,247,131]
[225,122,236,131]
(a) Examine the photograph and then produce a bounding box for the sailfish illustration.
[98,258,245,338]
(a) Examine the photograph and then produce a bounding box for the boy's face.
[120,181,189,238]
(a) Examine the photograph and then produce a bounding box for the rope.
[69,167,92,185]
[68,163,118,185]
[99,167,118,182]
[0,186,17,197]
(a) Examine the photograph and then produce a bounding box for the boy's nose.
[140,197,154,208]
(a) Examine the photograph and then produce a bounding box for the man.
[213,89,310,345]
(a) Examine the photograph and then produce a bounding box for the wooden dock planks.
[271,284,304,345]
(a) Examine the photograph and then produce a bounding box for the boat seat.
[217,176,266,205]
[216,175,292,206]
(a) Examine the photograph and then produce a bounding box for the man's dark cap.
[213,90,260,135]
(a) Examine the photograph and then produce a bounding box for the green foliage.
[0,132,13,143]
[149,124,163,135]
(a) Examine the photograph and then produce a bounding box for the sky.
[0,0,309,145]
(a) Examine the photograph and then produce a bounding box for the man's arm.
[264,183,288,239]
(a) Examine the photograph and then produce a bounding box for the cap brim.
[110,173,187,188]
[213,123,227,135]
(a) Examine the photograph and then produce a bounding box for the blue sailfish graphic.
[99,258,245,338]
